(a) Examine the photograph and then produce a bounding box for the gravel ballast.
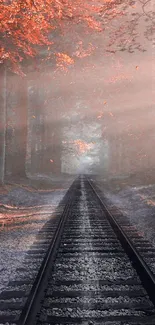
[91,178,155,248]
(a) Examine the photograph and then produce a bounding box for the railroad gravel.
[53,257,137,281]
[44,296,150,305]
[36,323,152,325]
[91,177,155,278]
[42,307,147,317]
[38,178,155,323]
[91,178,155,248]
[50,284,143,292]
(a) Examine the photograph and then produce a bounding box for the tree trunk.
[41,109,54,174]
[27,76,62,177]
[5,72,28,180]
[42,108,62,175]
[51,123,62,175]
[0,65,6,184]
[27,81,44,175]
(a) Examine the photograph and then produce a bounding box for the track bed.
[0,176,155,325]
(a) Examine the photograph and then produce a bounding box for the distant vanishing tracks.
[0,176,155,325]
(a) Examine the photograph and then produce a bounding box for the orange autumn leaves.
[62,139,94,155]
[1,0,135,72]
[0,0,103,72]
[56,52,74,70]
[74,139,94,154]
[0,0,52,73]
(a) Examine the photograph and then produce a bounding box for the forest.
[0,0,154,186]
[1,2,155,320]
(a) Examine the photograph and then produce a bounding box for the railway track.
[0,176,155,325]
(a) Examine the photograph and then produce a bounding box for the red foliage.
[0,1,52,70]
[1,0,148,72]
[0,0,102,72]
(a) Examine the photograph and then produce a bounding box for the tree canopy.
[0,0,154,73]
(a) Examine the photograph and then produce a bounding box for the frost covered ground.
[0,176,73,294]
[92,177,155,248]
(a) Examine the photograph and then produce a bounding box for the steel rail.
[87,177,155,307]
[18,179,79,325]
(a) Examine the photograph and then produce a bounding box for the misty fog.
[0,0,154,187]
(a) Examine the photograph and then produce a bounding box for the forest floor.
[0,173,74,194]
